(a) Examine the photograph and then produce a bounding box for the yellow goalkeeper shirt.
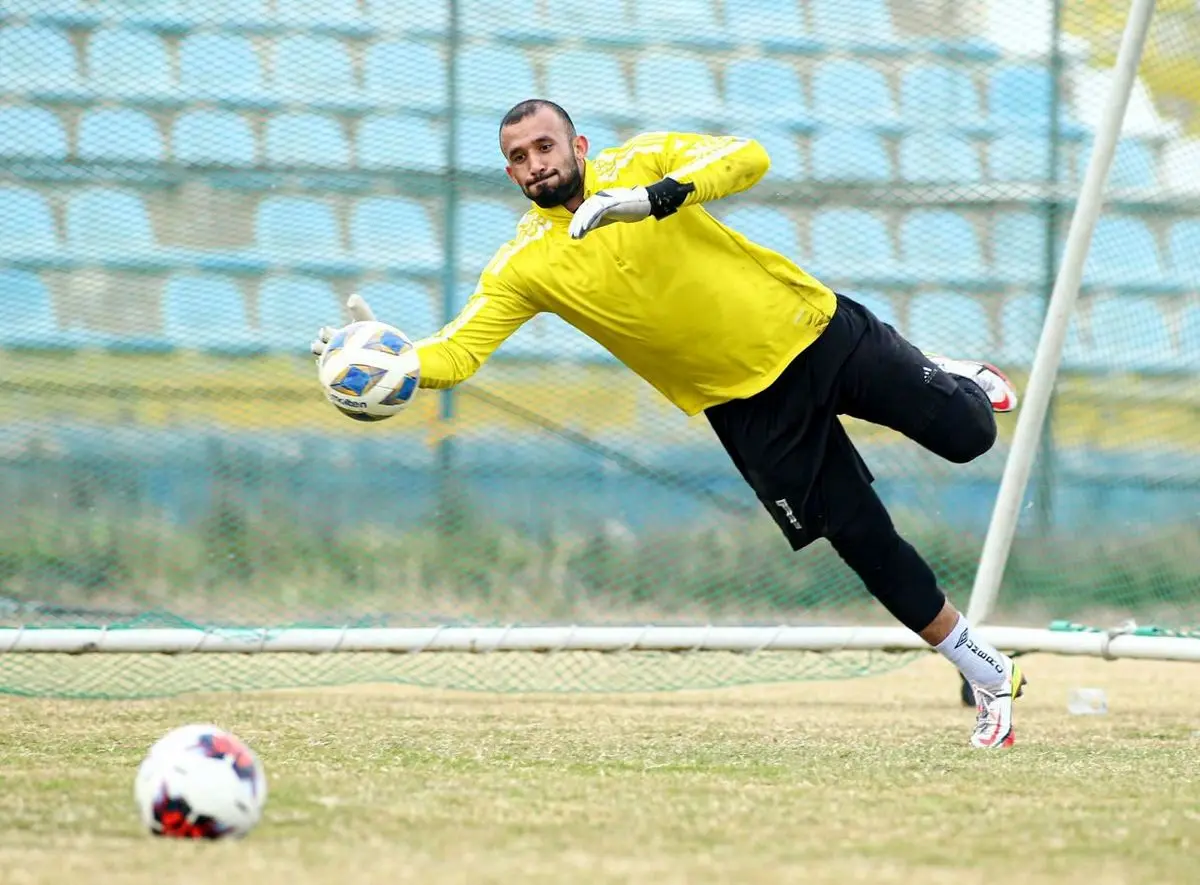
[414,131,837,416]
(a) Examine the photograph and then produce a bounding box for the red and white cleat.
[930,356,1020,413]
[969,657,1027,749]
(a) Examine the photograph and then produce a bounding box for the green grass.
[0,654,1197,884]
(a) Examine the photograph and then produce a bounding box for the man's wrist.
[645,177,696,219]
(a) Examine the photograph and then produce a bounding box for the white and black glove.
[310,293,375,358]
[568,178,696,240]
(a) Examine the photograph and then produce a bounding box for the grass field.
[1,653,1197,885]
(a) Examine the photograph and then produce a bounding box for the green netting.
[0,0,1198,698]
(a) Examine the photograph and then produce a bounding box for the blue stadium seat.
[988,133,1053,183]
[0,187,67,270]
[264,113,350,168]
[4,0,100,28]
[363,41,447,113]
[357,115,446,172]
[899,132,982,184]
[987,64,1082,135]
[355,280,442,340]
[725,0,822,54]
[899,64,987,134]
[1082,295,1173,373]
[460,0,553,44]
[811,60,901,131]
[1179,304,1200,371]
[545,50,637,124]
[992,212,1052,286]
[272,36,364,113]
[1075,137,1158,191]
[454,200,522,271]
[809,0,903,55]
[0,25,89,103]
[810,129,891,182]
[253,196,358,277]
[364,1,447,38]
[900,210,991,288]
[0,107,68,162]
[724,59,814,132]
[908,292,991,357]
[65,188,181,272]
[162,274,261,355]
[457,46,537,115]
[87,30,175,106]
[172,110,257,167]
[274,0,374,37]
[848,290,899,329]
[999,292,1087,369]
[575,119,623,156]
[543,0,639,47]
[257,276,341,354]
[89,0,192,33]
[0,269,66,350]
[1082,217,1170,293]
[633,55,723,130]
[633,0,733,50]
[76,108,164,164]
[810,208,906,287]
[178,34,272,109]
[503,313,614,363]
[164,0,274,31]
[753,129,805,183]
[719,206,799,259]
[455,115,506,175]
[350,197,442,276]
[1168,221,1200,293]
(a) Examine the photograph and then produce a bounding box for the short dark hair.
[499,99,577,146]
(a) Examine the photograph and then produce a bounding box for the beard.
[523,157,584,209]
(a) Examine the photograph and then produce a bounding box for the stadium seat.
[263,114,350,169]
[76,108,164,164]
[810,208,905,287]
[1167,221,1200,293]
[1082,295,1173,373]
[544,50,637,124]
[457,46,538,115]
[753,129,805,183]
[898,132,982,184]
[162,274,261,355]
[257,276,341,354]
[0,187,67,271]
[87,30,175,106]
[252,197,358,277]
[355,280,442,340]
[363,41,447,113]
[65,188,180,272]
[908,292,991,357]
[811,60,901,131]
[272,36,364,113]
[632,0,732,50]
[460,0,552,44]
[899,64,987,134]
[988,133,1053,183]
[1162,140,1200,197]
[178,34,272,109]
[4,0,100,28]
[1075,138,1158,191]
[1178,304,1200,372]
[725,0,822,54]
[991,211,1053,286]
[364,1,447,37]
[809,0,903,55]
[164,0,274,31]
[455,115,506,176]
[0,107,68,162]
[633,55,723,130]
[900,210,991,288]
[574,119,623,156]
[543,0,639,47]
[1082,217,1170,293]
[357,115,446,172]
[998,291,1087,369]
[719,207,799,259]
[503,313,613,363]
[0,25,89,103]
[724,59,813,132]
[810,129,891,182]
[454,200,522,271]
[847,290,899,329]
[273,0,374,37]
[172,110,257,167]
[0,269,65,350]
[349,197,442,276]
[987,64,1082,135]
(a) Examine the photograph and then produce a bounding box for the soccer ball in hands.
[134,724,268,840]
[317,320,421,422]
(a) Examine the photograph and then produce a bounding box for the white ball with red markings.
[134,723,267,840]
[317,320,422,422]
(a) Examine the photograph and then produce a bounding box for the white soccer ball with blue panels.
[317,320,421,422]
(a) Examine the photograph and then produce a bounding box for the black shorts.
[704,293,963,550]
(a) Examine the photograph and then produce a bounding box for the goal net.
[0,0,1197,698]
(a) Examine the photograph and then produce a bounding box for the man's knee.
[935,380,997,464]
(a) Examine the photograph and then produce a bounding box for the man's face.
[501,108,588,209]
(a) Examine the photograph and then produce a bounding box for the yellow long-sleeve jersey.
[414,131,837,416]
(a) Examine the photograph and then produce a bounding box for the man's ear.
[574,134,589,163]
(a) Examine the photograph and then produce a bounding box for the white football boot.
[969,655,1027,750]
[929,356,1019,413]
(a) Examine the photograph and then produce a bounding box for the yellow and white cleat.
[969,657,1027,749]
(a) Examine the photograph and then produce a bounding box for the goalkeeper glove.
[568,178,696,240]
[310,293,375,358]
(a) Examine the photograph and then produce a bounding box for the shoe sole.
[981,362,1019,413]
[972,664,1027,750]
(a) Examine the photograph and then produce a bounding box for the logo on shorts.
[774,498,802,531]
[922,365,937,384]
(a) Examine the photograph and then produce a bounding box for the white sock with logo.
[935,614,1008,689]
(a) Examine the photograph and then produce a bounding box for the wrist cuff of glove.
[645,177,696,220]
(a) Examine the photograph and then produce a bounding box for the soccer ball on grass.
[134,723,268,840]
[316,320,421,422]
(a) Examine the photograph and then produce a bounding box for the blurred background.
[0,0,1197,694]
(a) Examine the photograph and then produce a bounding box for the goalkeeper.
[312,100,1026,749]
